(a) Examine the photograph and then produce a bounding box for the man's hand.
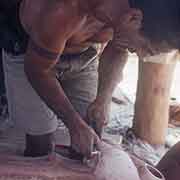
[70,119,101,158]
[87,100,110,138]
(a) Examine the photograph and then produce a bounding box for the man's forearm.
[97,41,128,104]
[24,67,82,131]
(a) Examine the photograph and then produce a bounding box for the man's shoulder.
[21,0,82,25]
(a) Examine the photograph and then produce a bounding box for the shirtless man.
[1,0,179,158]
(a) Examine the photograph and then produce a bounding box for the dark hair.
[129,0,180,49]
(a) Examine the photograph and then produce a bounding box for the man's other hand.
[87,100,110,138]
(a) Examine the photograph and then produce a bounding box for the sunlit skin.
[19,0,176,157]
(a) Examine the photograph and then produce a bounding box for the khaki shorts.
[2,47,99,135]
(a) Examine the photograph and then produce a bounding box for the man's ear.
[121,9,143,30]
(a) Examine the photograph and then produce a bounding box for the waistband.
[60,48,90,61]
[60,43,104,61]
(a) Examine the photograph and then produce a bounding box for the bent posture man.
[1,0,179,158]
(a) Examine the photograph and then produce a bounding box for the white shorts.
[2,47,98,135]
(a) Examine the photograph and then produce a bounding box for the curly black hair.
[129,0,180,49]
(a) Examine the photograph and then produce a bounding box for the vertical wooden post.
[133,61,176,145]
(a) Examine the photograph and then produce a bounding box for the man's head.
[130,0,180,54]
[90,0,180,57]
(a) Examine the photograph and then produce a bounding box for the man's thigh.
[61,59,99,119]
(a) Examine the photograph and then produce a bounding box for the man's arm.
[97,41,128,104]
[95,8,143,104]
[87,41,128,136]
[87,8,144,136]
[25,40,99,158]
[25,40,80,132]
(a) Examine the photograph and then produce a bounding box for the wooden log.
[133,61,176,145]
